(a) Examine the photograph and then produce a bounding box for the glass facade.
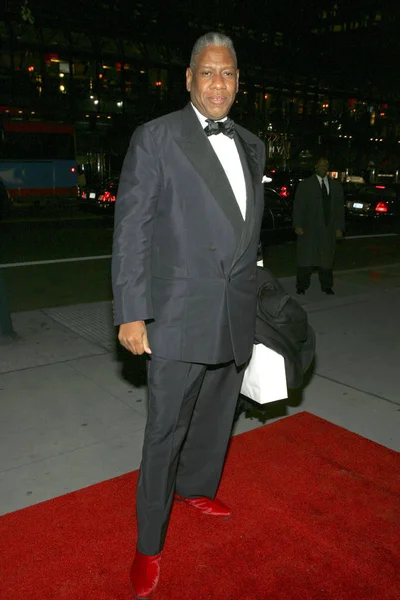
[1,2,399,173]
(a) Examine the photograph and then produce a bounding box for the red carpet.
[1,412,399,599]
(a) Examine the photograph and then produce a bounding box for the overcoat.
[293,175,345,268]
[112,103,266,366]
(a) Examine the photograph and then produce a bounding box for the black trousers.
[136,356,245,555]
[296,266,333,292]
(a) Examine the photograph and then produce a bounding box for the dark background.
[1,0,400,173]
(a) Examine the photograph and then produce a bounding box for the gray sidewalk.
[1,264,399,516]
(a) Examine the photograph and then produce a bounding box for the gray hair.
[190,32,237,70]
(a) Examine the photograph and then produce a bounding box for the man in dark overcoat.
[112,32,265,599]
[293,157,345,295]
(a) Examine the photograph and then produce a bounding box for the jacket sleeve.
[112,125,161,325]
[293,181,306,228]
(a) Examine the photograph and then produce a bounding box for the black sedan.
[264,169,313,204]
[79,177,119,211]
[260,187,294,247]
[345,184,400,231]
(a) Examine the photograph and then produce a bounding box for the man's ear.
[186,67,193,92]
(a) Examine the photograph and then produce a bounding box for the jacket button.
[210,245,216,251]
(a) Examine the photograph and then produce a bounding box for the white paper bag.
[240,343,288,404]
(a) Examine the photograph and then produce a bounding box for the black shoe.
[296,289,305,295]
[323,288,335,295]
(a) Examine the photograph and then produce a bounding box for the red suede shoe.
[130,550,162,600]
[174,493,231,519]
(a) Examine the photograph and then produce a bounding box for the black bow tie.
[204,118,235,139]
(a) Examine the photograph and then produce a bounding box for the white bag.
[240,343,288,404]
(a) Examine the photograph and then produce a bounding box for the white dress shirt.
[317,174,330,193]
[191,103,247,220]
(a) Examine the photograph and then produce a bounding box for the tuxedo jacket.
[112,103,265,366]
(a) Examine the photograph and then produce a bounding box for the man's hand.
[118,321,152,355]
[336,229,343,239]
[295,227,304,235]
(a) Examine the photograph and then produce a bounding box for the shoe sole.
[131,583,154,600]
[202,511,231,520]
[174,497,231,519]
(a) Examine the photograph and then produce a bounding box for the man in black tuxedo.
[293,157,345,295]
[112,32,265,599]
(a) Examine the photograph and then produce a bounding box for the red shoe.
[130,550,162,600]
[174,493,231,519]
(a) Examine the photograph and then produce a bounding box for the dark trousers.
[296,266,333,292]
[136,356,245,555]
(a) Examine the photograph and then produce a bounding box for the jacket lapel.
[175,104,244,242]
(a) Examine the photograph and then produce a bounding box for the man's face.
[186,45,239,120]
[315,159,329,178]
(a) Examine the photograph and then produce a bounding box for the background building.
[1,0,399,177]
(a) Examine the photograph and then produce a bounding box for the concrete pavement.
[1,263,399,515]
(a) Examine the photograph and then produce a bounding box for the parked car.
[79,177,119,211]
[342,176,367,201]
[264,169,313,204]
[345,184,400,230]
[260,187,294,248]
